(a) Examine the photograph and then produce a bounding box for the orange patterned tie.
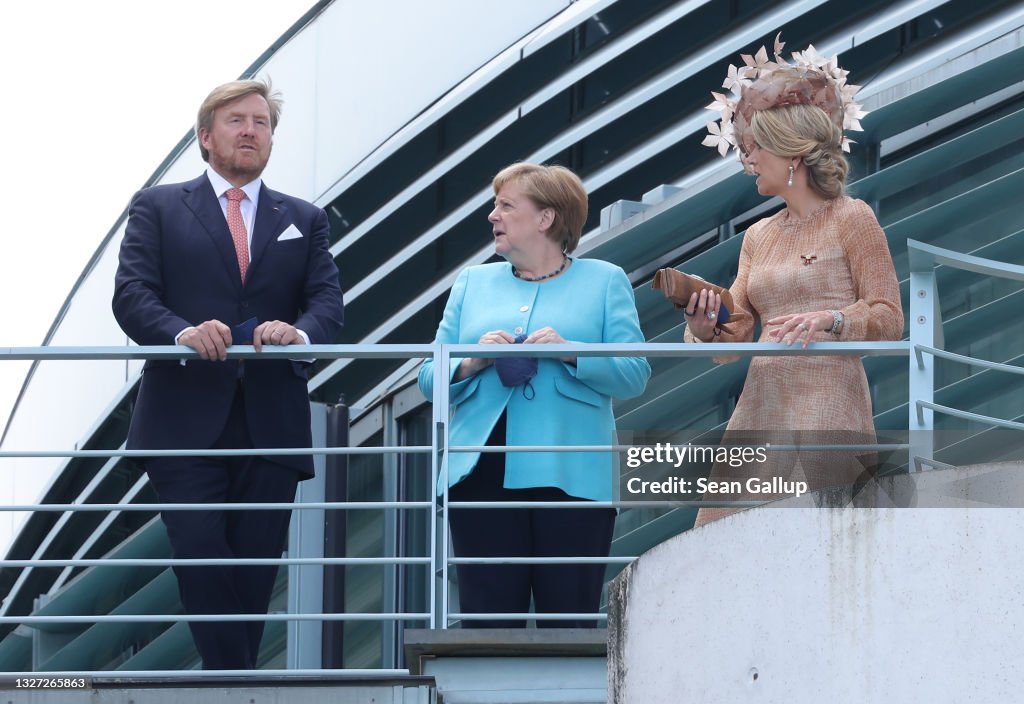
[226,187,249,283]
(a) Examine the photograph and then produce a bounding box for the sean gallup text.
[625,476,808,498]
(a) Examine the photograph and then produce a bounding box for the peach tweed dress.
[684,196,904,525]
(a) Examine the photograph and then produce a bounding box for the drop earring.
[787,164,795,187]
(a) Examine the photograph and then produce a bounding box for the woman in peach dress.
[685,38,904,526]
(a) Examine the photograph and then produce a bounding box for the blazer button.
[514,327,524,335]
[241,301,249,309]
[519,305,530,312]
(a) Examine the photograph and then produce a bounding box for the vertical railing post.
[321,397,349,668]
[380,397,398,667]
[428,343,439,630]
[429,342,450,629]
[437,345,451,629]
[287,402,327,669]
[908,246,942,471]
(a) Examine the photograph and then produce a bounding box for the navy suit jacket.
[112,173,344,477]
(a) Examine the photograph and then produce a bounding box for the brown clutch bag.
[651,268,750,334]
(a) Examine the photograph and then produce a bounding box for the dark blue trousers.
[448,413,616,628]
[146,385,300,669]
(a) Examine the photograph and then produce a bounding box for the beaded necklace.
[512,254,570,282]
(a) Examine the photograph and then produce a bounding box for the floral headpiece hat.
[702,34,867,158]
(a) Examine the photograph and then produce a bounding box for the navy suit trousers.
[145,384,300,669]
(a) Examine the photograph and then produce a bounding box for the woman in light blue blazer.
[419,163,650,628]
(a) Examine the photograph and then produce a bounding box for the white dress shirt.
[174,168,309,349]
[206,168,261,255]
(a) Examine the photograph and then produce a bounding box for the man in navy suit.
[112,79,343,669]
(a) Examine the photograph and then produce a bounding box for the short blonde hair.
[492,163,588,253]
[751,102,848,200]
[196,79,283,162]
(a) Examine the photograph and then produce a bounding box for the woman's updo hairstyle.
[751,102,849,200]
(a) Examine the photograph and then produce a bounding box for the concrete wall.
[608,465,1024,703]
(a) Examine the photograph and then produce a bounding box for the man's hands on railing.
[179,320,232,361]
[179,319,306,360]
[253,321,303,352]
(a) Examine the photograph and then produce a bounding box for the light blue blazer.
[418,258,651,501]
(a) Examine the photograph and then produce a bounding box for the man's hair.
[196,79,283,162]
[491,163,589,253]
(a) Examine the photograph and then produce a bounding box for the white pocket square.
[277,224,304,241]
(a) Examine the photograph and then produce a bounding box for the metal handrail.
[0,446,430,459]
[0,332,961,655]
[0,613,431,625]
[449,557,637,565]
[0,340,912,362]
[445,501,763,509]
[0,343,436,361]
[0,557,430,567]
[0,501,432,512]
[906,239,1024,446]
[914,343,1024,375]
[454,613,608,621]
[917,399,1024,431]
[0,668,411,677]
[907,238,1024,282]
[450,443,910,453]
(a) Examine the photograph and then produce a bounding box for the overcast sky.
[0,1,316,434]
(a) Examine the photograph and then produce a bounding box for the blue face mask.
[494,334,537,399]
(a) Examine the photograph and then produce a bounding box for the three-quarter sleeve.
[836,200,904,341]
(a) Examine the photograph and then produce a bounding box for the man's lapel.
[182,175,244,286]
[248,185,286,279]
